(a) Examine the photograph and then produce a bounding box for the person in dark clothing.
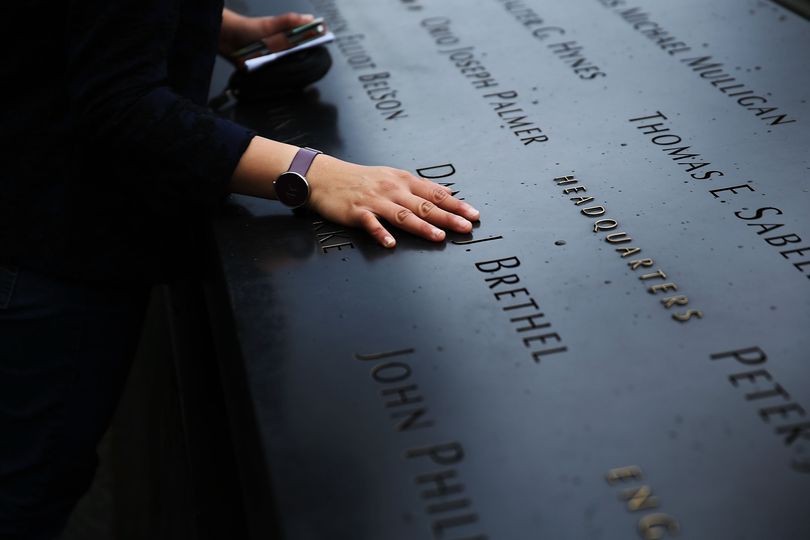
[0,2,480,538]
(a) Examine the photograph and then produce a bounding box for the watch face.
[274,171,310,208]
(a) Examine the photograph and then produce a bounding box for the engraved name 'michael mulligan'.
[597,0,797,126]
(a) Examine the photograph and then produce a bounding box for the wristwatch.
[274,147,322,208]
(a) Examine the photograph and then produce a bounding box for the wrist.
[230,137,299,200]
[274,147,323,208]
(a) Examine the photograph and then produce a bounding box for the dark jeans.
[0,264,149,539]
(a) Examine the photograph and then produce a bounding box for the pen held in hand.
[230,18,330,71]
[237,32,335,72]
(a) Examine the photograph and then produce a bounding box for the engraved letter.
[570,196,595,205]
[776,422,810,445]
[581,205,606,217]
[709,183,755,198]
[629,111,668,123]
[734,207,783,220]
[710,347,767,365]
[621,485,659,511]
[406,442,465,465]
[510,313,549,332]
[728,369,772,387]
[417,163,456,179]
[661,295,689,309]
[355,348,415,361]
[638,513,680,540]
[616,247,642,258]
[759,403,806,423]
[475,256,521,273]
[606,465,643,484]
[594,219,618,232]
[606,232,632,244]
[648,283,678,294]
[629,259,654,270]
[639,270,667,281]
[485,274,521,288]
[563,185,587,194]
[415,470,464,498]
[746,384,791,402]
[672,309,703,322]
[392,408,434,432]
[372,362,412,383]
[554,175,578,185]
[765,233,802,247]
[381,384,424,407]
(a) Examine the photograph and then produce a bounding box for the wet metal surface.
[212,0,810,538]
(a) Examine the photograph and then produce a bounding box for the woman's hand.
[219,9,315,59]
[230,138,480,249]
[306,155,480,248]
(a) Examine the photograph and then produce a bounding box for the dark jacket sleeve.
[65,0,255,211]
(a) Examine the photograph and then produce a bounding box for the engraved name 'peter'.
[711,346,810,473]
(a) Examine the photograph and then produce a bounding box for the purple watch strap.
[288,147,322,176]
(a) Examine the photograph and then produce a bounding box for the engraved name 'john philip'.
[355,348,490,539]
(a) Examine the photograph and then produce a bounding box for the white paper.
[244,32,336,72]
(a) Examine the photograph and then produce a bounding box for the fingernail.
[432,228,445,240]
[384,236,395,247]
[302,13,315,20]
[456,216,472,230]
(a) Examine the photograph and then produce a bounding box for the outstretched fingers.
[358,171,480,246]
[360,211,396,248]
[374,201,447,243]
[410,178,480,223]
[302,157,482,248]
[398,195,473,234]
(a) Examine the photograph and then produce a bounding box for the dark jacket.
[1,0,255,282]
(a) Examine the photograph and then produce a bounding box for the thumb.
[258,12,314,37]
